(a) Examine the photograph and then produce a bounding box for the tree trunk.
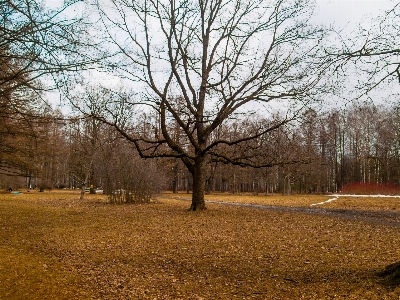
[27,173,32,189]
[189,157,206,211]
[205,162,217,194]
[232,172,236,194]
[253,180,259,195]
[186,170,191,194]
[80,183,86,200]
[172,162,178,193]
[80,172,90,200]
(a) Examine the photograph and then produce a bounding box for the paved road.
[164,196,400,228]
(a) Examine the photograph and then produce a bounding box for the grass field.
[1,190,400,299]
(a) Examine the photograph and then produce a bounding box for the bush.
[57,183,67,189]
[106,159,164,204]
[38,181,53,192]
[341,182,400,195]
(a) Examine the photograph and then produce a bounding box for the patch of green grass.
[1,191,400,299]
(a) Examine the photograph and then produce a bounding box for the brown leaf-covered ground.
[1,190,400,299]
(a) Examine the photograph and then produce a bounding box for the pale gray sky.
[314,0,394,28]
[46,0,398,112]
[46,0,394,26]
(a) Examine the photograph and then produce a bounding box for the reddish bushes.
[341,182,400,195]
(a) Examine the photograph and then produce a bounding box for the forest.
[2,101,400,197]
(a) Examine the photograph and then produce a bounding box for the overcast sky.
[316,0,394,20]
[47,0,395,26]
[314,0,394,27]
[47,0,398,112]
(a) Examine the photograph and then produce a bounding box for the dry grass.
[203,193,331,207]
[318,196,400,211]
[201,192,400,211]
[1,190,400,299]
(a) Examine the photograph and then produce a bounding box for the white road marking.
[310,194,400,206]
[310,196,338,206]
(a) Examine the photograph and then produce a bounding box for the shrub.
[341,182,400,195]
[106,159,165,204]
[38,181,53,192]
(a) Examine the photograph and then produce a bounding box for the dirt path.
[163,195,400,228]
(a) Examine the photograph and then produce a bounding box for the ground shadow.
[377,261,400,286]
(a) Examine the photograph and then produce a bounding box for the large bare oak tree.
[87,0,335,210]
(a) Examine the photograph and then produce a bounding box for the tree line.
[2,102,400,197]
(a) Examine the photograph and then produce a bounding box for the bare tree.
[331,3,400,97]
[0,0,97,184]
[0,0,94,97]
[85,0,335,210]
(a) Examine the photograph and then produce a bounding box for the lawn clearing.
[1,191,400,299]
[203,193,331,207]
[313,195,400,211]
[203,192,400,212]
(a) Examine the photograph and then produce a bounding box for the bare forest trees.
[199,105,400,194]
[1,0,88,95]
[67,85,169,202]
[1,0,93,110]
[296,105,400,192]
[84,0,337,210]
[3,100,400,194]
[67,116,103,199]
[0,0,94,185]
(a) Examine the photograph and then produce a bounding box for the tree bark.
[80,172,90,200]
[172,162,178,193]
[80,184,86,200]
[189,157,206,211]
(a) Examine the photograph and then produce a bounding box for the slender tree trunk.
[89,168,96,194]
[80,183,86,200]
[190,157,206,211]
[27,173,32,189]
[80,172,90,200]
[186,170,190,194]
[253,180,259,195]
[232,172,236,194]
[287,175,291,195]
[172,162,178,193]
[205,162,217,194]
